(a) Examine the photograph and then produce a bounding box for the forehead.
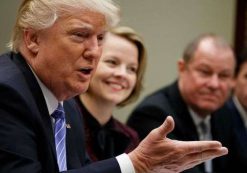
[104,33,134,51]
[55,9,107,32]
[190,40,235,67]
[186,52,235,76]
[102,34,138,63]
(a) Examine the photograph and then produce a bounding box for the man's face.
[178,40,235,116]
[26,10,106,100]
[234,62,247,111]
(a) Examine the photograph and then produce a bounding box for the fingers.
[199,147,228,161]
[182,140,226,154]
[156,116,175,138]
[181,146,228,171]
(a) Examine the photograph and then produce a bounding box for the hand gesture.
[128,116,228,173]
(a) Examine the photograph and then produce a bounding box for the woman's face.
[87,33,138,105]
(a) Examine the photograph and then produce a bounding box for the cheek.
[88,76,99,88]
[89,70,107,88]
[221,82,233,94]
[184,73,204,89]
[236,82,247,97]
[129,76,137,90]
[93,67,109,80]
[187,80,203,94]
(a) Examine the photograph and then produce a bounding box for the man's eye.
[199,69,211,76]
[97,34,105,42]
[219,73,231,79]
[74,32,88,38]
[244,73,247,79]
[97,34,105,46]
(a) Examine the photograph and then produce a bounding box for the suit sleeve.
[64,158,120,173]
[0,84,43,172]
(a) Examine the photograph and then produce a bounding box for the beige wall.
[113,0,236,122]
[0,0,21,54]
[0,0,236,122]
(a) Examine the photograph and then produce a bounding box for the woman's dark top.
[75,97,139,161]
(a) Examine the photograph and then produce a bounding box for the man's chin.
[192,103,220,116]
[79,85,89,94]
[74,83,90,95]
[200,104,220,113]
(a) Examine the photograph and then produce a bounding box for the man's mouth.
[80,67,93,75]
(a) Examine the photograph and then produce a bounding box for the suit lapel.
[64,99,86,168]
[168,81,199,140]
[228,99,247,150]
[12,53,57,159]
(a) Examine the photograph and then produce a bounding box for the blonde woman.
[75,26,147,161]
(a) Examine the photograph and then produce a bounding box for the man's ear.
[177,58,186,75]
[23,29,39,54]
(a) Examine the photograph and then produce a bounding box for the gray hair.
[9,0,120,52]
[183,33,233,63]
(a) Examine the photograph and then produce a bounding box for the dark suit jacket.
[223,98,247,169]
[0,52,121,173]
[127,81,246,173]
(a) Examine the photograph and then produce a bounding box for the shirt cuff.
[116,153,136,173]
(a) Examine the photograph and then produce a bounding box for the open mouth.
[80,68,92,75]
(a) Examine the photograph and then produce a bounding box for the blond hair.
[9,0,120,52]
[109,26,147,107]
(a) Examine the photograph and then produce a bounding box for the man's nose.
[208,74,220,89]
[83,36,102,62]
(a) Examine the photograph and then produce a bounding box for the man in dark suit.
[0,1,228,173]
[222,48,247,169]
[127,34,245,172]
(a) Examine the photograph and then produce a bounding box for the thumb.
[156,115,175,138]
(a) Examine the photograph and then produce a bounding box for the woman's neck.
[79,94,115,125]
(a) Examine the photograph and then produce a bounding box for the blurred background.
[1,0,246,123]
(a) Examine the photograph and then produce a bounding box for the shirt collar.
[188,107,211,128]
[28,65,61,115]
[189,107,211,140]
[233,95,247,128]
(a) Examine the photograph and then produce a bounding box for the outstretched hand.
[128,116,228,173]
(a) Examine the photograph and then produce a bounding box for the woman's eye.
[128,67,137,73]
[106,59,117,65]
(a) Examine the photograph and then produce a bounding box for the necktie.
[199,121,212,173]
[51,103,67,172]
[199,121,208,140]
